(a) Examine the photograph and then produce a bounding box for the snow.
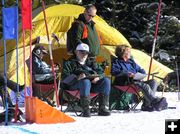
[0,92,180,134]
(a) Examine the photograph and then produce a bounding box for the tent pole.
[147,0,162,80]
[14,0,19,123]
[2,0,9,125]
[175,58,180,100]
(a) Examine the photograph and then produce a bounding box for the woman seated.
[111,45,168,111]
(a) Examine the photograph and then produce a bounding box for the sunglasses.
[87,14,95,18]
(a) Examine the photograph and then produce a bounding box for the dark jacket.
[71,14,100,56]
[61,56,104,88]
[111,57,146,85]
[32,53,51,75]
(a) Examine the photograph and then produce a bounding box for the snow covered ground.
[0,92,180,134]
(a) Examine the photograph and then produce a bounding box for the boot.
[7,79,24,92]
[98,94,111,116]
[151,97,168,111]
[80,96,91,117]
[141,99,155,112]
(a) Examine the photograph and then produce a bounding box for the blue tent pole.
[2,0,9,126]
[14,0,19,122]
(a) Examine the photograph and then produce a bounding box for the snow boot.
[80,96,91,117]
[141,99,155,112]
[152,97,168,111]
[98,94,111,116]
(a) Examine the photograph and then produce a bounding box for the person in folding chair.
[32,45,60,84]
[111,45,168,112]
[32,45,60,106]
[61,43,111,117]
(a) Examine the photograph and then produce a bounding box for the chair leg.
[60,89,64,112]
[119,91,130,111]
[61,91,82,116]
[130,91,143,110]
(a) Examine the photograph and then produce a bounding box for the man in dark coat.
[61,43,111,117]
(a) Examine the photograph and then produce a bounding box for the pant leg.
[145,79,158,96]
[69,79,91,97]
[134,81,157,105]
[91,77,110,95]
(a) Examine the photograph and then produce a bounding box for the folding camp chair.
[32,71,61,107]
[110,55,144,111]
[60,88,99,116]
[112,83,143,111]
[32,83,56,106]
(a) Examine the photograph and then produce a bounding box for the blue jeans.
[69,77,110,97]
[134,79,158,105]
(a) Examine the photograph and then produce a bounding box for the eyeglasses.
[79,50,89,55]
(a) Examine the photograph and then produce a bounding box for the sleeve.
[111,59,128,77]
[32,57,52,74]
[133,61,146,74]
[61,60,73,80]
[95,64,104,79]
[72,22,83,48]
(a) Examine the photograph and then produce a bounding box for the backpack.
[66,20,88,55]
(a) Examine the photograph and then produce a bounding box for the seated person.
[0,73,24,107]
[32,45,59,84]
[61,43,111,117]
[111,45,168,111]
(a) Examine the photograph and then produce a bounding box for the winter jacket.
[111,57,146,85]
[71,14,100,56]
[32,53,52,75]
[61,56,104,88]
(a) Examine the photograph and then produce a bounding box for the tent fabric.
[0,4,172,87]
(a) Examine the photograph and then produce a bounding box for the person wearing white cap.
[61,43,111,117]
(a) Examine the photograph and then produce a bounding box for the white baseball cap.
[76,43,89,52]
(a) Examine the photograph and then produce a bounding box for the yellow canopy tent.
[0,4,172,86]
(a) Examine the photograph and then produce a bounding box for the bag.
[66,20,87,55]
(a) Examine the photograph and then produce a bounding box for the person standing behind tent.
[32,45,59,84]
[67,4,100,57]
[111,45,168,111]
[61,43,111,117]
